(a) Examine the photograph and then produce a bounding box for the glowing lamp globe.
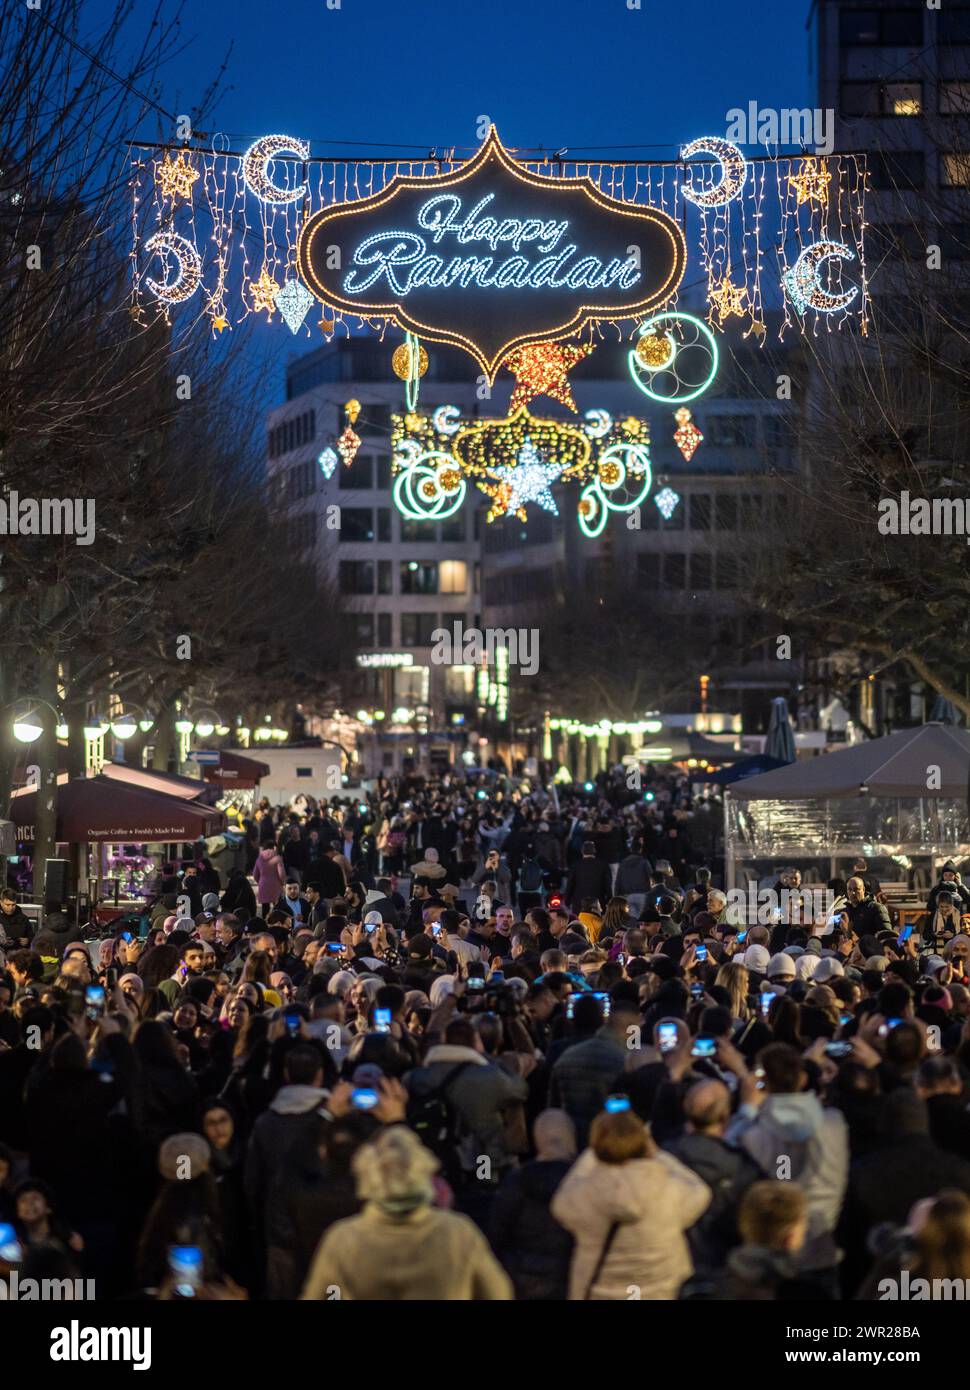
[13,719,43,743]
[110,716,138,740]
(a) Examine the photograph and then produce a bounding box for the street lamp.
[8,698,65,743]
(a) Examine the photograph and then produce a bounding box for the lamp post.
[5,697,66,901]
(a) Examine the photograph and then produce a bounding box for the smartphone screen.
[0,1223,23,1263]
[736,930,748,943]
[374,1006,392,1033]
[897,925,913,946]
[85,984,105,1019]
[168,1244,203,1297]
[761,991,777,1017]
[695,944,708,962]
[592,991,612,1020]
[327,942,343,954]
[604,1094,630,1114]
[657,1022,678,1052]
[691,1036,716,1058]
[284,1008,301,1036]
[351,1087,379,1110]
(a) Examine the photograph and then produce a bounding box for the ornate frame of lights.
[130,129,867,341]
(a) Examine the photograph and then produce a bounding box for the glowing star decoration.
[156,151,200,202]
[250,266,280,317]
[345,399,361,426]
[788,159,832,207]
[583,409,612,439]
[783,241,860,316]
[243,135,310,205]
[654,486,681,520]
[681,137,747,207]
[337,426,361,466]
[708,275,747,323]
[318,447,338,479]
[432,405,461,436]
[274,278,315,334]
[143,231,202,305]
[505,341,593,413]
[211,314,230,334]
[491,439,563,520]
[673,407,703,462]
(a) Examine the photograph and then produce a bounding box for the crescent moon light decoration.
[783,240,860,315]
[681,137,748,207]
[143,230,202,304]
[243,134,310,205]
[583,408,613,439]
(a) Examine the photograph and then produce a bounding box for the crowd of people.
[2,767,970,1301]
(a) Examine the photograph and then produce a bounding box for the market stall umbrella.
[100,761,220,805]
[730,723,970,800]
[693,754,788,786]
[10,774,225,843]
[765,697,796,765]
[202,750,271,790]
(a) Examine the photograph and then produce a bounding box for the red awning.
[202,750,270,790]
[100,762,220,805]
[9,775,225,844]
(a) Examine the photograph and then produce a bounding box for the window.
[376,457,392,490]
[439,559,467,594]
[840,81,921,116]
[941,153,970,187]
[292,512,316,550]
[763,416,792,451]
[360,403,391,435]
[399,516,436,541]
[376,508,391,542]
[690,553,712,590]
[377,560,392,595]
[401,612,440,646]
[941,81,970,114]
[940,8,970,43]
[288,459,316,500]
[354,614,374,645]
[706,415,756,448]
[401,561,438,594]
[869,152,925,190]
[690,495,712,530]
[937,224,970,261]
[663,553,686,588]
[638,552,660,585]
[267,409,315,458]
[338,561,374,595]
[340,454,373,489]
[340,508,375,542]
[377,612,392,646]
[440,514,465,542]
[840,9,922,45]
[715,494,738,530]
[716,553,739,590]
[875,221,925,258]
[296,767,313,778]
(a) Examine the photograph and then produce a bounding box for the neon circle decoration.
[680,137,747,207]
[393,447,466,520]
[628,312,719,404]
[577,442,652,537]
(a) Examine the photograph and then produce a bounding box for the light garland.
[783,241,860,315]
[681,137,747,207]
[275,278,315,333]
[318,447,338,479]
[673,407,703,462]
[583,408,612,438]
[242,134,310,205]
[504,341,593,412]
[432,405,461,436]
[143,231,202,304]
[392,339,429,380]
[486,439,563,521]
[450,406,592,478]
[708,274,747,324]
[345,398,361,426]
[337,425,361,466]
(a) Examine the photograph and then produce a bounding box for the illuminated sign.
[356,652,415,668]
[298,127,686,380]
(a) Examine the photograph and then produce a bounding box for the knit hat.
[202,893,220,912]
[813,957,845,983]
[795,954,819,981]
[864,955,888,973]
[364,910,383,927]
[158,1133,210,1181]
[767,953,796,980]
[743,944,771,973]
[923,955,948,978]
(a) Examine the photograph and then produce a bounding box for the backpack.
[519,859,543,892]
[407,1062,474,1185]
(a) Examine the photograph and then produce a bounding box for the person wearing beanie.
[813,958,845,984]
[927,860,970,918]
[766,954,796,987]
[743,944,771,978]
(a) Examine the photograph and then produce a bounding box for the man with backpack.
[516,846,546,917]
[405,1015,528,1229]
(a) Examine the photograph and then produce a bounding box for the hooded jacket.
[551,1146,710,1300]
[244,1084,329,1221]
[727,1091,848,1271]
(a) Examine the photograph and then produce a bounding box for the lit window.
[439,560,467,594]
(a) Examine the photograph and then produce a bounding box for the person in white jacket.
[551,1106,711,1300]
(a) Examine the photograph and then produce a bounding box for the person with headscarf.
[301,1125,512,1299]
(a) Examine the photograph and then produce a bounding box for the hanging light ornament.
[344,399,361,426]
[143,231,202,305]
[274,278,314,333]
[156,151,200,202]
[788,158,832,207]
[250,266,280,317]
[673,406,703,461]
[504,342,593,412]
[392,339,429,381]
[242,134,310,204]
[635,330,675,370]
